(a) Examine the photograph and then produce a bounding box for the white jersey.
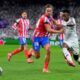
[62,17,79,54]
[62,17,78,41]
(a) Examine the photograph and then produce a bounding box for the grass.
[0,45,80,80]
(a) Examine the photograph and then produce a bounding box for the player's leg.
[62,43,75,67]
[73,51,80,64]
[68,47,74,56]
[40,36,51,73]
[29,48,40,58]
[27,37,41,62]
[23,44,33,63]
[23,44,29,58]
[29,48,35,57]
[72,42,80,64]
[43,43,51,73]
[8,45,23,61]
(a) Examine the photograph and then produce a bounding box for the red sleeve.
[12,18,20,30]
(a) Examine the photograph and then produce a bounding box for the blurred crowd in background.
[0,0,80,40]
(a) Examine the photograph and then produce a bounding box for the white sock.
[62,48,73,62]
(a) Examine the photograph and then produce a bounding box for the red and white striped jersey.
[33,15,53,38]
[57,18,64,40]
[12,18,30,37]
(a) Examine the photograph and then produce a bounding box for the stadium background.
[0,0,80,80]
[0,0,80,46]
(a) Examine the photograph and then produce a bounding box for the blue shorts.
[33,36,50,51]
[19,37,27,45]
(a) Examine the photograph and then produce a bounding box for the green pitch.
[0,45,80,80]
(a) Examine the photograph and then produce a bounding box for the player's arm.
[12,19,20,31]
[29,25,34,30]
[44,24,64,34]
[12,23,18,30]
[43,17,63,33]
[52,19,63,28]
[28,20,34,30]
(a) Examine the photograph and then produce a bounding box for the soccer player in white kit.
[61,9,80,67]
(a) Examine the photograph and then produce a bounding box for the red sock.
[44,61,49,69]
[24,49,29,58]
[12,48,22,55]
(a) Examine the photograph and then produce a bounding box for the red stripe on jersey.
[12,18,30,37]
[33,15,53,37]
[57,19,64,40]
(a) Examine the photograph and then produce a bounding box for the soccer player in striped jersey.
[57,12,64,47]
[8,11,33,63]
[28,4,64,73]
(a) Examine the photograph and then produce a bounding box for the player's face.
[45,8,53,17]
[22,12,27,19]
[62,13,69,21]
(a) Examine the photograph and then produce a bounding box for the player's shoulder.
[39,15,46,22]
[69,17,76,24]
[70,17,75,21]
[40,15,48,20]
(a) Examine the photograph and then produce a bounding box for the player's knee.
[19,48,23,51]
[35,55,40,59]
[35,54,40,59]
[35,52,40,59]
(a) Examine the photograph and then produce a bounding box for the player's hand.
[59,29,64,33]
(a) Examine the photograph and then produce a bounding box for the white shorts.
[64,38,79,55]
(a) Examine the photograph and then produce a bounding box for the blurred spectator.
[0,1,80,40]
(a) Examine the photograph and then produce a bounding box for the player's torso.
[57,19,64,40]
[33,15,52,37]
[18,18,29,37]
[63,17,78,40]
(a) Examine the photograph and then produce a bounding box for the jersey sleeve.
[12,18,20,30]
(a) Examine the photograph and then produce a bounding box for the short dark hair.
[61,8,70,14]
[44,4,54,11]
